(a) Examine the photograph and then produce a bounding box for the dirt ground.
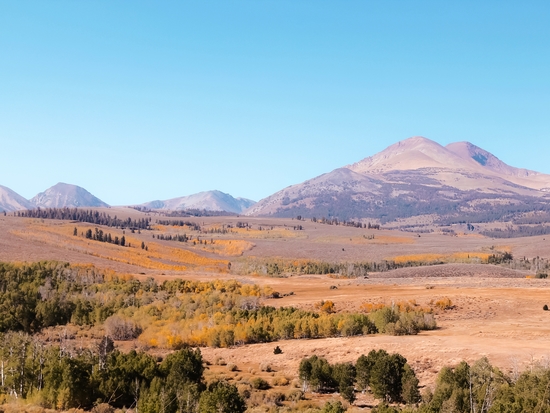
[188,270,550,391]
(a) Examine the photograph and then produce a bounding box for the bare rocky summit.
[141,190,255,214]
[31,183,109,208]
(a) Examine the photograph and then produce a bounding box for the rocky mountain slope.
[141,190,255,214]
[245,137,550,224]
[0,185,34,212]
[31,183,109,208]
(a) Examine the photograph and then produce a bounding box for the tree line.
[17,208,151,230]
[156,219,201,231]
[232,252,515,278]
[80,227,129,247]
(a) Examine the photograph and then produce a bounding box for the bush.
[274,345,283,354]
[251,377,270,390]
[434,297,453,310]
[260,362,273,372]
[199,381,246,413]
[321,400,346,413]
[265,391,285,406]
[286,389,305,402]
[236,383,252,399]
[227,363,238,371]
[372,403,401,413]
[272,376,290,386]
[103,315,142,340]
[544,305,549,311]
[214,357,227,366]
[92,404,114,413]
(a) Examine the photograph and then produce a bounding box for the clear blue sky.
[1,1,549,205]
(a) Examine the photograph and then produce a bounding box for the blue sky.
[1,1,549,205]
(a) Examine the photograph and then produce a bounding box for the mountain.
[0,185,33,212]
[31,183,109,208]
[141,190,255,214]
[246,136,550,224]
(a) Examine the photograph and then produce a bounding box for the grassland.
[2,209,550,411]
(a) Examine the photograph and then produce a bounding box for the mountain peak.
[248,135,550,220]
[141,190,255,213]
[31,183,109,208]
[0,185,34,212]
[348,136,465,174]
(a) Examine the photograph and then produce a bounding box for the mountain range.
[140,190,255,214]
[3,137,550,224]
[0,183,254,214]
[245,136,550,224]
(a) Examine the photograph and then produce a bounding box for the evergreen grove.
[0,333,245,413]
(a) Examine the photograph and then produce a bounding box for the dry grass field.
[2,208,550,410]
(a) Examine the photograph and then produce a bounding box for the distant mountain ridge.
[31,183,109,208]
[0,183,255,214]
[246,136,550,223]
[0,185,34,212]
[141,190,255,214]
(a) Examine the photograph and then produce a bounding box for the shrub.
[199,381,246,413]
[227,363,238,371]
[434,297,453,310]
[286,389,305,402]
[544,305,549,311]
[251,378,270,390]
[260,362,273,372]
[370,306,399,333]
[274,345,283,354]
[104,315,142,340]
[236,383,252,399]
[272,376,290,386]
[372,403,401,413]
[92,404,114,413]
[315,300,336,313]
[321,400,346,413]
[214,357,227,366]
[265,391,285,406]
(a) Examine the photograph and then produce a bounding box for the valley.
[1,207,550,412]
[3,137,550,412]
